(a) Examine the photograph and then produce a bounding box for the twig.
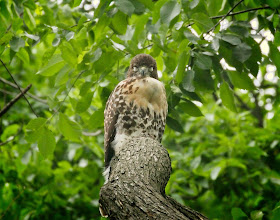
[0,185,25,219]
[210,6,272,19]
[0,59,38,117]
[207,0,244,34]
[234,93,251,111]
[82,130,102,136]
[47,70,85,123]
[0,127,22,146]
[0,84,32,117]
[0,77,47,104]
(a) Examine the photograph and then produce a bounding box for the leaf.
[58,113,81,141]
[36,54,66,76]
[160,1,181,26]
[10,37,25,52]
[111,11,127,35]
[250,210,264,220]
[0,32,13,45]
[231,208,248,220]
[166,116,184,133]
[193,68,214,92]
[190,156,201,169]
[182,70,195,92]
[192,13,214,31]
[183,29,200,44]
[221,34,241,45]
[233,43,252,63]
[76,92,94,113]
[16,47,30,64]
[60,41,77,66]
[269,42,280,76]
[220,82,237,112]
[175,51,188,83]
[227,71,255,90]
[178,100,203,117]
[115,0,135,16]
[1,124,20,142]
[211,166,221,180]
[272,202,280,220]
[88,109,104,129]
[80,82,92,96]
[37,127,56,158]
[26,118,47,130]
[72,0,82,7]
[23,0,36,10]
[194,53,212,70]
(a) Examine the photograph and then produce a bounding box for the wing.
[104,87,119,168]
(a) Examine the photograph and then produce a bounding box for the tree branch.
[0,127,22,146]
[0,77,47,104]
[207,0,244,33]
[0,84,32,118]
[0,59,38,116]
[210,6,272,19]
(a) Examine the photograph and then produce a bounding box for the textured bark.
[99,137,208,220]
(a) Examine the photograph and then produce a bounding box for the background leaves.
[0,0,280,219]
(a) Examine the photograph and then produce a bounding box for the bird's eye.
[133,66,138,72]
[150,67,154,72]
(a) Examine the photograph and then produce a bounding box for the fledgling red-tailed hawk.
[103,54,168,182]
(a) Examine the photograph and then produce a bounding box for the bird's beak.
[139,66,148,77]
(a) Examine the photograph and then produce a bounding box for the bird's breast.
[123,77,167,113]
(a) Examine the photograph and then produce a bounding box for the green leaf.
[26,118,47,130]
[76,92,94,113]
[37,127,56,158]
[80,82,92,96]
[220,82,237,112]
[269,42,280,76]
[227,71,255,90]
[178,100,203,117]
[166,116,184,133]
[193,68,214,92]
[210,166,221,180]
[233,43,252,63]
[266,0,280,8]
[58,113,81,141]
[221,34,241,45]
[175,51,188,83]
[0,32,13,45]
[72,0,82,7]
[10,37,25,52]
[183,29,200,44]
[192,13,214,32]
[55,65,72,86]
[272,202,280,220]
[25,127,44,143]
[231,207,248,220]
[160,1,181,26]
[60,41,77,67]
[111,11,127,35]
[194,53,212,70]
[88,109,104,129]
[23,0,36,10]
[115,0,135,16]
[36,54,66,76]
[250,210,264,220]
[1,124,20,142]
[16,47,30,64]
[182,70,195,92]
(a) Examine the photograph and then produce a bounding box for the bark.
[99,137,208,220]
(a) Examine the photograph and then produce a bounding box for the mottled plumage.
[103,54,168,182]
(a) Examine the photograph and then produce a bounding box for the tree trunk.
[99,137,208,220]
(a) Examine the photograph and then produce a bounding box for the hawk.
[103,54,168,182]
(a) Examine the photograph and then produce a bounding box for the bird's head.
[127,54,158,79]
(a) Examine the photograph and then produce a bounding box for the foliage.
[0,0,280,219]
